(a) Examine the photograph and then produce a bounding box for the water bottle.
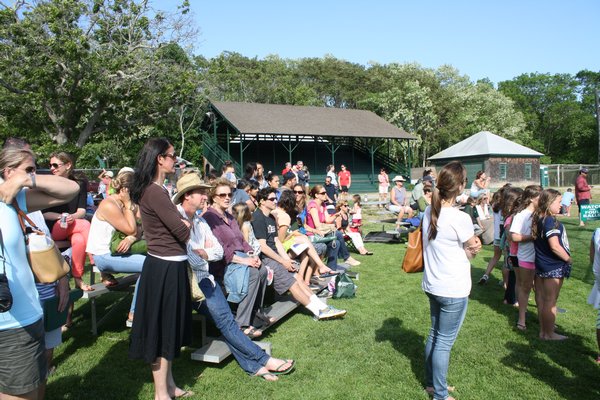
[364,194,368,203]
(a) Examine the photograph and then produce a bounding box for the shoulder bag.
[110,230,147,255]
[14,202,70,283]
[402,223,424,273]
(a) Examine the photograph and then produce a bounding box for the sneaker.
[478,274,489,285]
[309,284,321,292]
[315,306,347,320]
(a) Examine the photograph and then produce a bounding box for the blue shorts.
[536,264,571,279]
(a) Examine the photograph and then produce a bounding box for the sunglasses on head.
[50,163,63,169]
[216,193,232,198]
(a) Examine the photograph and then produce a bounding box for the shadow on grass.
[502,333,600,400]
[375,317,426,387]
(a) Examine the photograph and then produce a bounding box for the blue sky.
[153,0,599,84]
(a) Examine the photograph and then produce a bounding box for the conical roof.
[428,131,543,160]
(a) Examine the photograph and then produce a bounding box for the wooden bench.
[82,266,139,335]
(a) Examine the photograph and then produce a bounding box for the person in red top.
[281,162,292,176]
[575,167,592,227]
[337,164,352,201]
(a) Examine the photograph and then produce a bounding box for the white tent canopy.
[428,131,543,160]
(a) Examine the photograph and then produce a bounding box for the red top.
[338,170,351,186]
[281,167,291,176]
[575,175,591,201]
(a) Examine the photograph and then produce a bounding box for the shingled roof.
[210,101,416,140]
[428,131,543,160]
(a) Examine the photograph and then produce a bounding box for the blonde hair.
[0,147,34,178]
[232,202,252,229]
[110,171,134,194]
[209,177,233,205]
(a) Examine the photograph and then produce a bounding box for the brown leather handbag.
[402,224,424,273]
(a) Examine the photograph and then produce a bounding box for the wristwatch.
[29,172,36,189]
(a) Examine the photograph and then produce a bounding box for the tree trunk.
[76,105,105,148]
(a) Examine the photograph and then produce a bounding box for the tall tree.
[0,0,199,153]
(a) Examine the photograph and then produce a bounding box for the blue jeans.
[92,252,145,313]
[424,293,468,400]
[196,277,269,375]
[334,230,350,261]
[325,239,340,269]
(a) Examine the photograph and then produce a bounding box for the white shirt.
[510,209,535,263]
[492,210,502,241]
[422,206,474,298]
[177,205,223,277]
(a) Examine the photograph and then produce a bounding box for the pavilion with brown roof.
[201,101,417,190]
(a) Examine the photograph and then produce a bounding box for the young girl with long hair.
[532,189,571,340]
[509,184,543,331]
[422,161,481,400]
[478,185,509,285]
[501,187,523,307]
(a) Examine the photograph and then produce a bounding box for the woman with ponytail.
[422,161,481,400]
[532,189,571,340]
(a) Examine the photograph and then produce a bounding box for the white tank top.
[86,213,116,255]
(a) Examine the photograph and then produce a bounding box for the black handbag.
[0,229,13,313]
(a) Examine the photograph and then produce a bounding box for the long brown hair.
[501,187,523,218]
[531,188,561,239]
[428,161,466,241]
[515,185,542,214]
[231,202,252,229]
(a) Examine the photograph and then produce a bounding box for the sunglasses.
[50,163,64,169]
[162,153,177,160]
[24,166,36,174]
[267,197,278,202]
[215,193,232,198]
[294,190,304,194]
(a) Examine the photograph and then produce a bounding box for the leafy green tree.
[0,0,201,165]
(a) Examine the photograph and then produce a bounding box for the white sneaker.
[345,257,361,266]
[315,306,347,320]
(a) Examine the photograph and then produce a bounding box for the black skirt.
[129,255,192,363]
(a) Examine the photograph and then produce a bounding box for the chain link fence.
[545,164,600,188]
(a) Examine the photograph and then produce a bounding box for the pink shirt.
[306,200,325,232]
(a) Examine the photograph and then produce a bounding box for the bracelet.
[29,173,36,189]
[126,235,136,243]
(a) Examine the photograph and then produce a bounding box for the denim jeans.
[334,230,350,260]
[424,292,468,400]
[196,277,269,375]
[325,238,340,269]
[92,252,145,313]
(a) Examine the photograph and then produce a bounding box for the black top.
[251,209,278,255]
[44,178,88,230]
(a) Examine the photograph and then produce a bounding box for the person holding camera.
[0,147,78,400]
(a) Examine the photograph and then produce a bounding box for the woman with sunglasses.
[306,185,360,267]
[0,147,79,400]
[42,152,93,291]
[128,138,193,400]
[203,178,268,339]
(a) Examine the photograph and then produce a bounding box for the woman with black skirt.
[128,138,192,399]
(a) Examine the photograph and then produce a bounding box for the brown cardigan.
[139,183,190,257]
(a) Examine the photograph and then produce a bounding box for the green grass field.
[46,210,600,399]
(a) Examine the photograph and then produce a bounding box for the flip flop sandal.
[319,271,340,278]
[254,372,278,381]
[256,312,276,325]
[243,326,263,339]
[271,359,295,375]
[174,390,195,398]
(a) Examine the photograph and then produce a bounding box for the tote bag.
[402,224,423,273]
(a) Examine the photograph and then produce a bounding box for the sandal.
[516,322,527,331]
[256,311,277,325]
[425,385,455,395]
[270,359,295,375]
[254,371,278,381]
[101,273,119,287]
[243,326,263,339]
